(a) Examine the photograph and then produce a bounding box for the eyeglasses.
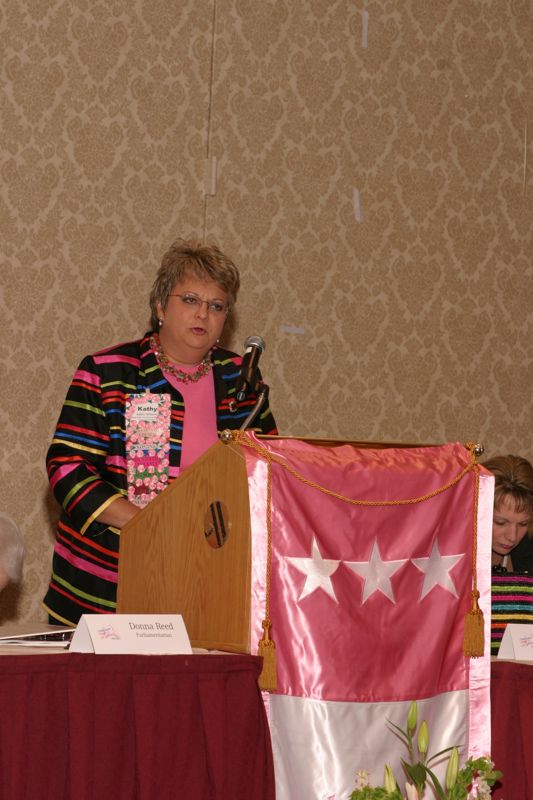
[169,292,229,315]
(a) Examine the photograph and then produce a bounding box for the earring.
[158,318,163,327]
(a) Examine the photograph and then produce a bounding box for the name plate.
[497,623,533,661]
[69,614,192,655]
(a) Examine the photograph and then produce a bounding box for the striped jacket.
[43,333,277,625]
[491,569,533,655]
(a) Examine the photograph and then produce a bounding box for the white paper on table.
[0,622,73,648]
[497,623,533,661]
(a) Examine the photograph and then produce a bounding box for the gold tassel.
[257,619,277,691]
[463,589,484,657]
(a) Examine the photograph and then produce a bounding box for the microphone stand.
[240,383,270,431]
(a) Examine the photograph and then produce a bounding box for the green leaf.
[426,744,460,766]
[349,788,402,799]
[387,720,411,749]
[402,760,427,787]
[424,764,447,800]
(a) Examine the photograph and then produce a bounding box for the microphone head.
[244,335,265,352]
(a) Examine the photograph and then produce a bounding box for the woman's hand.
[97,498,141,529]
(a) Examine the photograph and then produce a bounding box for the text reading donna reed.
[129,621,175,630]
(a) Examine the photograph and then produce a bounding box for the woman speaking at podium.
[43,239,277,626]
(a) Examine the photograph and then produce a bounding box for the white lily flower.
[404,782,419,800]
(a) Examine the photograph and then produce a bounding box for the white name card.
[497,623,533,661]
[69,614,192,655]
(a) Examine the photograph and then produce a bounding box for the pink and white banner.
[244,435,493,800]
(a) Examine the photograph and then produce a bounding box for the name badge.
[125,393,171,508]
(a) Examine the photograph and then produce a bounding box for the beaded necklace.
[150,333,212,383]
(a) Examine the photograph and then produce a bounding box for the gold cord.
[463,448,484,657]
[233,431,477,508]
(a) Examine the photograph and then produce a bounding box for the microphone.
[235,335,265,402]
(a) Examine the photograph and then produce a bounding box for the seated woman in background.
[43,238,277,627]
[484,454,533,655]
[0,513,24,592]
[485,454,533,572]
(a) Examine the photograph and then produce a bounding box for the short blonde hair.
[149,239,240,331]
[483,454,533,517]
[0,513,24,583]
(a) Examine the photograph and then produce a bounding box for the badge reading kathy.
[125,393,171,508]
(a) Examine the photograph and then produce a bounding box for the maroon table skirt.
[491,659,533,800]
[0,652,275,800]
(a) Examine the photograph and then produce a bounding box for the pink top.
[164,367,218,471]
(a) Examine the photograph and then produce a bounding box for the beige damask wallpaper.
[1,0,531,622]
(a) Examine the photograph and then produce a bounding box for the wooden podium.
[117,437,252,652]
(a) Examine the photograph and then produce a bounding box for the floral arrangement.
[349,701,501,800]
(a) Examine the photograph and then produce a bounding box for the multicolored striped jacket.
[491,568,533,655]
[43,334,277,625]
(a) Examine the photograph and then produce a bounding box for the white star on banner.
[411,540,464,599]
[345,539,408,604]
[286,537,341,602]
